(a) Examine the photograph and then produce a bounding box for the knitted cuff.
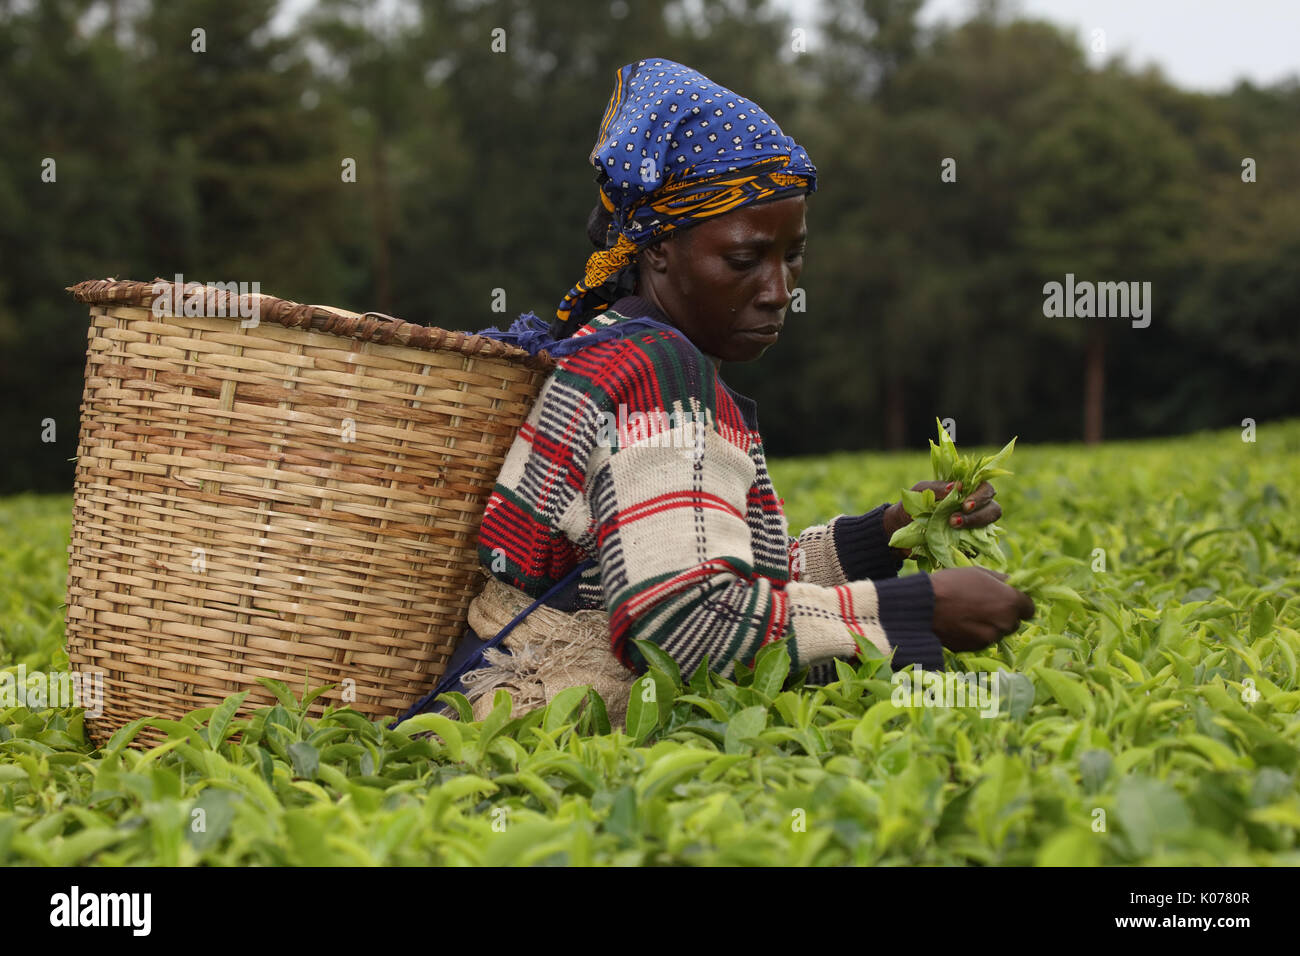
[830,504,906,581]
[872,573,944,671]
[791,523,846,586]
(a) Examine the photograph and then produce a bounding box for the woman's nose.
[755,262,793,309]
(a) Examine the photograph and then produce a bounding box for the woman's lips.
[740,324,782,342]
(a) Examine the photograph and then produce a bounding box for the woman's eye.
[725,248,805,270]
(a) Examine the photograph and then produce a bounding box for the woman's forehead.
[692,195,807,240]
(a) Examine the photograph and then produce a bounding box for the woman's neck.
[630,286,724,371]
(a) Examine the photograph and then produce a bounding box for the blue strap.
[389,558,598,729]
[474,311,682,359]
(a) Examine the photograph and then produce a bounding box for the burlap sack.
[462,571,636,729]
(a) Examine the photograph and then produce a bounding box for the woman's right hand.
[929,567,1035,651]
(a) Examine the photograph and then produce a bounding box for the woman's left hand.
[883,480,1002,558]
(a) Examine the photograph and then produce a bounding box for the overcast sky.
[913,0,1300,92]
[272,0,1299,94]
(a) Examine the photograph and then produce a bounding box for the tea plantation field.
[2,421,1298,865]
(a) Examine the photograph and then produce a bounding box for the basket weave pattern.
[63,278,553,745]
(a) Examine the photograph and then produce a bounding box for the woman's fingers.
[1016,590,1037,620]
[976,567,1035,621]
[911,479,960,501]
[960,481,997,512]
[911,480,1002,528]
[951,498,1001,528]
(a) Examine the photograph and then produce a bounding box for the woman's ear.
[639,234,673,274]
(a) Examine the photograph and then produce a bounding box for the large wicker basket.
[63,278,555,746]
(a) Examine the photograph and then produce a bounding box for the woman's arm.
[589,424,943,679]
[572,333,943,680]
[787,504,905,586]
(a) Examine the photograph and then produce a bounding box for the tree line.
[2,0,1297,493]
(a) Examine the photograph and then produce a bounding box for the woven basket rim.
[66,277,558,372]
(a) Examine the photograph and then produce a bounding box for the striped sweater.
[474,295,943,686]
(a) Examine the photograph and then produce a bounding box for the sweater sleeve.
[787,509,936,683]
[584,340,943,680]
[787,504,905,586]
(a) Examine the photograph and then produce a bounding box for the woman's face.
[635,194,807,365]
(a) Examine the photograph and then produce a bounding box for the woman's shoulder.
[569,297,699,359]
[551,300,715,409]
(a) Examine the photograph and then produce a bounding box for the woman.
[419,58,1033,726]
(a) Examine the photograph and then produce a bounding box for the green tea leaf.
[1035,668,1093,718]
[752,641,791,699]
[1251,602,1275,641]
[255,678,298,710]
[724,706,768,755]
[187,789,237,851]
[206,691,248,750]
[1078,749,1112,793]
[1114,777,1193,857]
[543,686,590,733]
[1035,828,1101,866]
[999,670,1036,720]
[287,741,319,780]
[632,639,683,692]
[624,676,661,745]
[584,688,612,737]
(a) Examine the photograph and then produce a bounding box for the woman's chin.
[727,338,778,362]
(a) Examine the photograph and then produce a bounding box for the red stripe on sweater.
[759,586,786,647]
[596,490,742,546]
[616,488,741,524]
[838,584,866,637]
[562,338,668,417]
[615,557,755,621]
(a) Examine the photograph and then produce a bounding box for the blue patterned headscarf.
[557,58,817,326]
[478,58,816,357]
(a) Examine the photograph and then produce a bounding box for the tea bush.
[1,421,1297,865]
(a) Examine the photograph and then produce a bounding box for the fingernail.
[963,499,975,512]
[945,482,955,492]
[952,515,964,527]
